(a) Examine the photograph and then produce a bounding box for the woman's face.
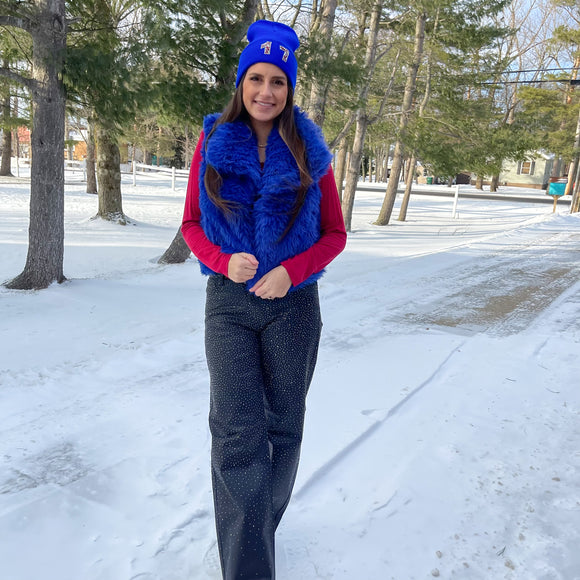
[242,62,289,130]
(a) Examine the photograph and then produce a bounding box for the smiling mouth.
[255,101,274,107]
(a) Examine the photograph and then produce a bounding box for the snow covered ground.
[1,168,579,580]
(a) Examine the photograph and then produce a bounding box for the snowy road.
[357,183,573,206]
[1,178,579,580]
[384,225,579,336]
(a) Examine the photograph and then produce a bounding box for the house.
[498,152,554,190]
[16,126,31,158]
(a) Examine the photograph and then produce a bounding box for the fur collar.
[199,107,332,289]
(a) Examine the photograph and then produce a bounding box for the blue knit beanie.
[236,20,300,89]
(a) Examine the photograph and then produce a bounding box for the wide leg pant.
[205,275,322,580]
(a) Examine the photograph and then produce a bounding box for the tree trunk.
[158,228,191,264]
[334,135,348,202]
[156,126,161,165]
[340,0,383,232]
[0,92,13,176]
[490,174,499,192]
[307,0,338,126]
[86,118,97,194]
[566,107,580,199]
[213,0,259,89]
[571,161,580,213]
[376,147,385,182]
[375,11,426,226]
[95,124,127,223]
[0,127,12,176]
[398,154,417,221]
[570,154,580,213]
[5,0,67,290]
[562,57,580,189]
[571,183,580,213]
[475,175,483,190]
[342,114,365,231]
[65,114,73,160]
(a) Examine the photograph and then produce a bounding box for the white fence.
[65,159,87,180]
[1,158,84,179]
[2,158,188,190]
[2,156,29,178]
[132,162,189,190]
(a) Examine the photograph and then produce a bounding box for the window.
[517,160,535,175]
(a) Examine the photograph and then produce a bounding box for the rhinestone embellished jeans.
[205,275,322,580]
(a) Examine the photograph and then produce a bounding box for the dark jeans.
[205,275,322,580]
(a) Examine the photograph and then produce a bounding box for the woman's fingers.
[249,266,291,299]
[228,258,292,298]
[228,253,259,283]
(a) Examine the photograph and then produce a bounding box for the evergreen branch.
[0,24,33,68]
[369,47,401,125]
[0,0,32,32]
[218,8,227,30]
[0,66,34,89]
[0,14,31,31]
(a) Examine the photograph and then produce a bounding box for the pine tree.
[1,0,67,289]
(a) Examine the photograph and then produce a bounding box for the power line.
[479,78,578,86]
[485,66,579,85]
[502,67,576,75]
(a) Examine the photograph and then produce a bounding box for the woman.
[181,19,346,580]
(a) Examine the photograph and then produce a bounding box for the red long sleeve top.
[181,132,347,287]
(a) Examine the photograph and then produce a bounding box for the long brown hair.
[204,72,313,240]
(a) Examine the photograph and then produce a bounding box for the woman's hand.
[228,252,259,283]
[249,266,292,299]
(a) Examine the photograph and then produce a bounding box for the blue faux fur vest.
[198,107,332,290]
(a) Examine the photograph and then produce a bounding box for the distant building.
[498,152,554,190]
[16,126,31,158]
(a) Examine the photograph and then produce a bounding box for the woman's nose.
[259,83,273,96]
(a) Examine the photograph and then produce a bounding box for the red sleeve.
[281,166,347,286]
[181,131,231,277]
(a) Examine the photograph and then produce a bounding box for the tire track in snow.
[327,229,580,341]
[294,339,466,499]
[391,231,580,337]
[296,226,580,500]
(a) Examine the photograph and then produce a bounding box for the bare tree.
[333,134,349,201]
[86,116,97,194]
[0,84,13,176]
[567,106,580,212]
[375,10,426,226]
[340,0,384,232]
[306,0,338,126]
[1,0,67,289]
[397,9,438,221]
[95,123,127,223]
